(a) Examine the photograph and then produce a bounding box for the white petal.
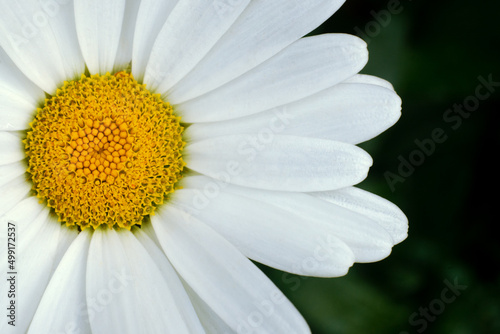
[74,0,126,74]
[0,48,44,104]
[28,230,93,334]
[50,224,79,275]
[176,34,367,122]
[144,0,250,94]
[169,0,346,103]
[133,227,206,333]
[0,198,45,296]
[113,0,142,72]
[171,187,355,277]
[0,207,62,333]
[152,206,310,333]
[0,198,46,279]
[0,161,25,188]
[344,73,395,90]
[0,49,44,131]
[182,283,234,334]
[0,94,36,131]
[139,217,162,247]
[0,198,45,291]
[310,187,408,244]
[185,135,372,192]
[0,174,31,217]
[0,130,26,166]
[131,0,179,81]
[87,228,192,334]
[185,82,402,144]
[180,175,394,263]
[0,196,44,223]
[0,0,85,93]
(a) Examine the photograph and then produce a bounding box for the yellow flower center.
[25,72,185,230]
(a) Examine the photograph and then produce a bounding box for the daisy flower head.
[0,0,408,333]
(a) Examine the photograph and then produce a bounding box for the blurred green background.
[260,0,500,333]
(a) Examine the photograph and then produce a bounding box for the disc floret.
[25,72,185,230]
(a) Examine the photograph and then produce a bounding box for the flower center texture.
[25,72,185,230]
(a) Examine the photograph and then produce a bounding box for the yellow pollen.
[25,72,185,230]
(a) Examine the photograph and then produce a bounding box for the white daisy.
[0,0,408,333]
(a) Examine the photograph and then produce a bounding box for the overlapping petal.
[152,206,311,333]
[169,0,346,103]
[131,0,179,81]
[0,199,68,334]
[0,132,24,166]
[0,0,85,93]
[185,81,402,145]
[177,175,395,264]
[143,0,250,94]
[0,49,44,130]
[170,179,355,277]
[86,228,193,334]
[311,187,408,244]
[0,162,25,189]
[28,230,92,334]
[0,174,32,215]
[113,0,142,72]
[185,135,372,192]
[74,0,126,75]
[133,227,206,333]
[176,34,368,122]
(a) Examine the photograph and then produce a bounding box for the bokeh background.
[259,0,500,333]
